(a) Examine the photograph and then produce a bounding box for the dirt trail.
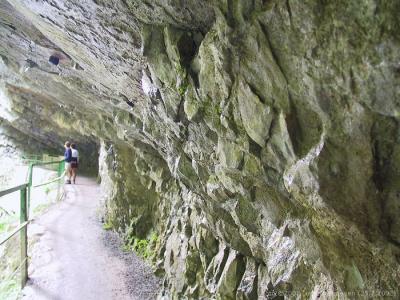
[22,177,160,300]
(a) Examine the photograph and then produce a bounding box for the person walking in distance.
[64,141,72,184]
[70,143,79,184]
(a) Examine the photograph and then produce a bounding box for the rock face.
[1,0,400,298]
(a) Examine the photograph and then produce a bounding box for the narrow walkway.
[22,177,160,300]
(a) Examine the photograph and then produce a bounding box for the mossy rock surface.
[0,0,400,298]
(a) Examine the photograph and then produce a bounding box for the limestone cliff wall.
[0,0,399,298]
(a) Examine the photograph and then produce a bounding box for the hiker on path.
[70,143,79,184]
[64,141,72,184]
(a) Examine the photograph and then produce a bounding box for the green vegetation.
[33,203,50,215]
[178,82,189,96]
[203,96,222,116]
[0,278,19,300]
[176,64,189,96]
[123,231,158,262]
[45,186,51,195]
[0,215,18,237]
[0,219,20,300]
[102,221,113,230]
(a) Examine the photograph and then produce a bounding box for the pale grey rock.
[0,0,400,299]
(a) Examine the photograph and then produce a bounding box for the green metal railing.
[0,158,65,288]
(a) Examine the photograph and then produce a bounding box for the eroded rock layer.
[1,0,399,298]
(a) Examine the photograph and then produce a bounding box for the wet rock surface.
[1,0,400,299]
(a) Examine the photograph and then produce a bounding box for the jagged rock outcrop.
[1,0,399,298]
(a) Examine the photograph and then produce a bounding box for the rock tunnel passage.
[1,0,400,298]
[22,177,160,300]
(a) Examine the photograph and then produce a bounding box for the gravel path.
[22,177,160,300]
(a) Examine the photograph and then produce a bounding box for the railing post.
[28,163,33,186]
[20,187,28,287]
[27,163,33,218]
[57,161,62,200]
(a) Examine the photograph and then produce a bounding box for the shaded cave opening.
[177,31,203,89]
[49,55,60,65]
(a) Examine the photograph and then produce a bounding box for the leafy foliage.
[124,231,158,262]
[102,221,113,230]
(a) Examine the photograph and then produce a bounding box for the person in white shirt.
[70,143,79,184]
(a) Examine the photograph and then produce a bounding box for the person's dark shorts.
[71,162,78,169]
